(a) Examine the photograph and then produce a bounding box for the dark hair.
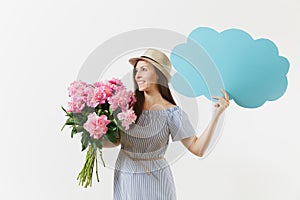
[132,60,177,122]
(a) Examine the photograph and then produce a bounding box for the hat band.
[140,55,171,81]
[140,56,161,65]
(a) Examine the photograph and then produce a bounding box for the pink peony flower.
[117,108,137,130]
[94,81,113,99]
[85,86,97,108]
[85,85,108,108]
[108,78,123,87]
[108,89,125,111]
[67,80,88,98]
[128,91,136,106]
[67,80,90,112]
[83,112,111,140]
[109,78,125,92]
[67,96,85,113]
[108,87,136,111]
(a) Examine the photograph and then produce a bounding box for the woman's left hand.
[212,89,230,118]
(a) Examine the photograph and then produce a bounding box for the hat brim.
[128,57,171,82]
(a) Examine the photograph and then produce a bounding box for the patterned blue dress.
[113,106,196,200]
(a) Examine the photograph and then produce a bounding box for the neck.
[143,87,164,109]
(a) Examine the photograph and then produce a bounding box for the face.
[134,60,158,92]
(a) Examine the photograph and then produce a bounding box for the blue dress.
[113,106,196,200]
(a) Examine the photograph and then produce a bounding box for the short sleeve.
[167,107,197,142]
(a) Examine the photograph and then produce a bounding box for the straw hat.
[129,48,172,82]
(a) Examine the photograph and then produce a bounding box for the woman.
[103,48,230,200]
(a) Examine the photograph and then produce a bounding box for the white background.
[1,0,299,199]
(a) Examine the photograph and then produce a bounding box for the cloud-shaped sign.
[170,27,290,108]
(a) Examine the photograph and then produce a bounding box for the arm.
[181,114,220,157]
[181,89,230,157]
[102,134,121,148]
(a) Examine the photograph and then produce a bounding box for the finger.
[220,89,226,98]
[213,97,228,104]
[212,96,222,100]
[221,89,229,101]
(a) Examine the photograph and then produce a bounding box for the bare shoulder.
[163,101,177,109]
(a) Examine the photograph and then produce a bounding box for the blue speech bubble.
[170,27,290,108]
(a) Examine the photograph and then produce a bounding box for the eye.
[135,67,147,72]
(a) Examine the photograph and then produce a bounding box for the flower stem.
[77,145,97,188]
[95,154,100,182]
[98,149,106,167]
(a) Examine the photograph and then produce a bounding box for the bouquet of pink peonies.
[61,78,136,188]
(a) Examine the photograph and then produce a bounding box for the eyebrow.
[135,65,148,70]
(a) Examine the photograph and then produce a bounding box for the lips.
[137,80,146,85]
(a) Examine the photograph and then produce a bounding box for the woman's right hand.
[211,89,230,118]
[102,137,120,148]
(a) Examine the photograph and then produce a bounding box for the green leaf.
[113,129,121,138]
[103,110,109,115]
[81,132,90,151]
[95,138,102,149]
[73,113,86,125]
[61,106,73,117]
[81,143,88,151]
[65,117,75,125]
[76,126,84,133]
[108,126,117,132]
[91,141,97,150]
[61,105,68,114]
[71,126,77,138]
[112,118,124,130]
[104,132,117,143]
[60,123,66,131]
[97,108,102,116]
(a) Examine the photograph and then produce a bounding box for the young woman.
[103,48,229,200]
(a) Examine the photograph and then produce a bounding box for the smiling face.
[134,60,159,92]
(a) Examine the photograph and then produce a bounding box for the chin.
[138,85,149,92]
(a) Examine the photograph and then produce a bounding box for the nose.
[135,70,142,81]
